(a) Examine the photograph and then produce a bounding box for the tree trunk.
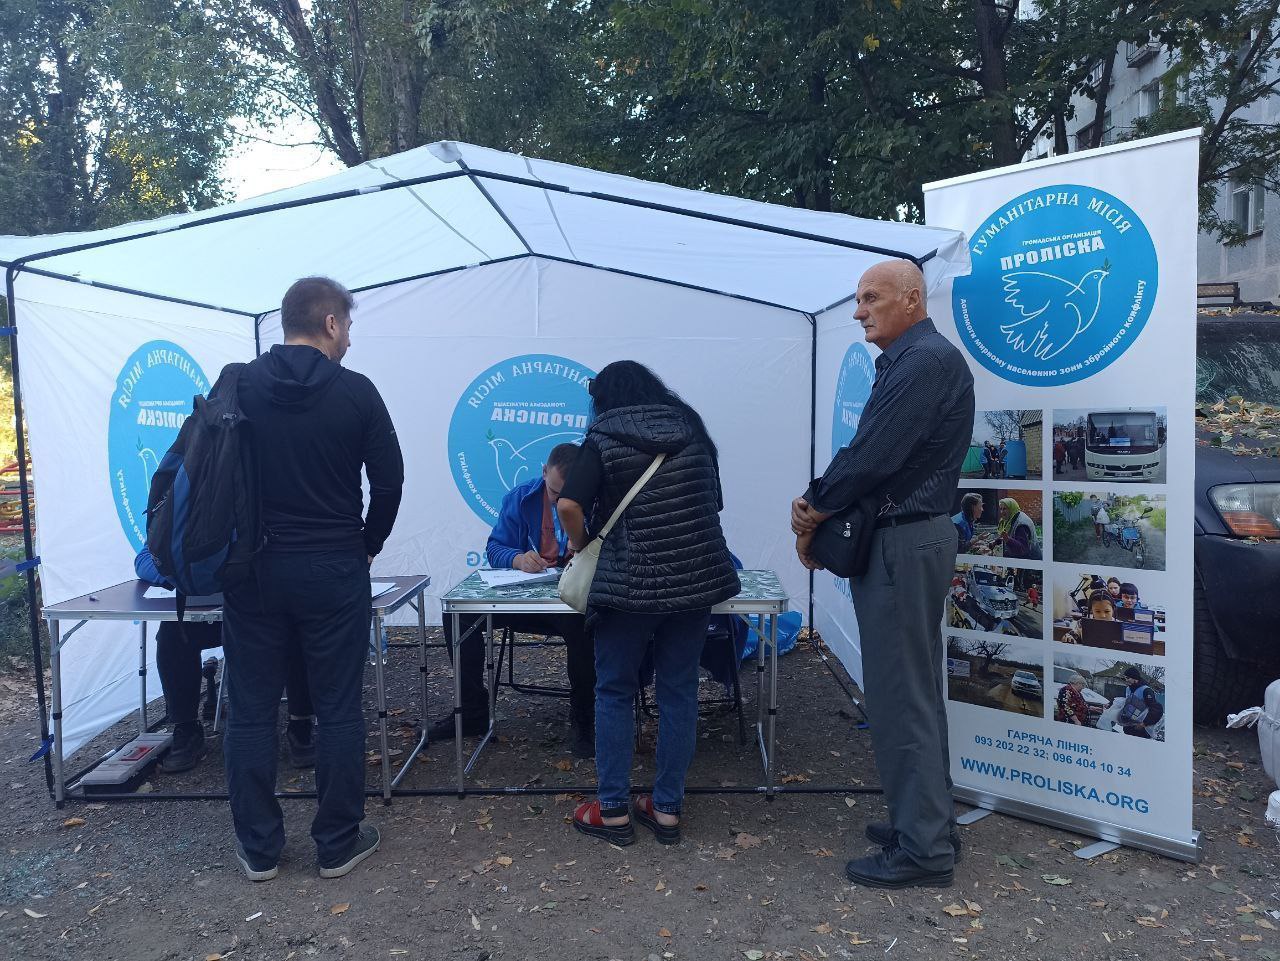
[271,0,365,166]
[973,0,1019,165]
[1087,51,1116,149]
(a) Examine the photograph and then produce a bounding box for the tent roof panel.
[0,141,968,315]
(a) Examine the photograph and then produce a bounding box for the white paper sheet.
[477,568,561,589]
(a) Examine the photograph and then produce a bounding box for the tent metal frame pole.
[455,159,533,254]
[9,263,257,318]
[806,312,818,632]
[346,254,530,297]
[466,169,928,264]
[253,313,264,357]
[4,267,53,795]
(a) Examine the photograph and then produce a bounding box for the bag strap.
[595,453,666,540]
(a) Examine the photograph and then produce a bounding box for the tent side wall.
[260,256,814,626]
[14,272,258,757]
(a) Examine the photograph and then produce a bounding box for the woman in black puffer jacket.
[558,361,740,847]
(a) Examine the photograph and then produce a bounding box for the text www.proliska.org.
[960,757,1150,813]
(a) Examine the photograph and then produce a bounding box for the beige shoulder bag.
[558,453,666,614]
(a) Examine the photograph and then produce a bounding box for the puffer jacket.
[584,404,740,612]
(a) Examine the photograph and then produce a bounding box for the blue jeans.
[222,549,371,868]
[593,608,710,815]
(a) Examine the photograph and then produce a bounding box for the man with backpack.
[217,277,403,881]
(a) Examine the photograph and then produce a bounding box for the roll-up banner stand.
[923,130,1201,861]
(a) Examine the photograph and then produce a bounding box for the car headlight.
[1209,483,1280,537]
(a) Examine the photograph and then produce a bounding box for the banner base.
[954,786,1202,863]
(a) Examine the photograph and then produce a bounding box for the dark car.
[1194,312,1280,721]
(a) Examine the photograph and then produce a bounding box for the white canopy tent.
[0,141,968,759]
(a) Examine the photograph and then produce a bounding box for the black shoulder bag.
[807,459,940,579]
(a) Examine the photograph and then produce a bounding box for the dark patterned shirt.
[807,317,974,517]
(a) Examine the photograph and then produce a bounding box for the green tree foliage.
[588,0,1187,219]
[228,0,612,167]
[1129,0,1280,243]
[0,0,257,235]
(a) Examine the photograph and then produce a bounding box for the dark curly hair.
[588,360,718,463]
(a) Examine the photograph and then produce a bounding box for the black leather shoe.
[427,714,488,740]
[161,723,207,773]
[845,845,953,889]
[570,716,594,759]
[864,821,963,864]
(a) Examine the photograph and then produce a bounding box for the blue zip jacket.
[134,547,170,588]
[486,478,568,569]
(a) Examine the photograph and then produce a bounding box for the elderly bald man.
[792,259,975,889]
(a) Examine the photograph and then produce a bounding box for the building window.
[1232,181,1266,235]
[1075,112,1114,151]
[1139,81,1161,118]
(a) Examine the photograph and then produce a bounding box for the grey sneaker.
[319,824,380,879]
[235,843,278,882]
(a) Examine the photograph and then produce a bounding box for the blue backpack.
[145,364,262,609]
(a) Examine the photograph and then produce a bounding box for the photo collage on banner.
[925,130,1200,860]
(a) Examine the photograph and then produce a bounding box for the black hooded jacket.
[232,344,403,556]
[561,404,740,613]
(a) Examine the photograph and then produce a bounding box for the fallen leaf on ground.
[330,904,349,916]
[205,955,222,961]
[1257,918,1277,930]
[554,759,573,772]
[658,927,672,938]
[943,904,969,917]
[23,909,47,919]
[781,773,810,783]
[694,883,708,891]
[1208,881,1235,894]
[655,881,666,891]
[1237,833,1259,848]
[470,912,480,931]
[1136,917,1164,928]
[744,952,765,960]
[61,818,86,828]
[735,833,763,849]
[996,854,1035,869]
[1041,874,1073,886]
[844,797,856,807]
[806,848,834,857]
[495,856,513,867]
[814,922,833,934]
[1242,935,1263,943]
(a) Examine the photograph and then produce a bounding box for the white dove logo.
[999,267,1110,361]
[487,430,583,491]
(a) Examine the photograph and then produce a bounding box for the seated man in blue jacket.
[432,442,596,756]
[135,548,316,773]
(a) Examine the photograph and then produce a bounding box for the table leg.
[392,593,431,791]
[372,612,392,805]
[465,614,497,776]
[766,612,780,799]
[755,613,767,772]
[453,611,464,798]
[138,620,148,733]
[50,618,64,807]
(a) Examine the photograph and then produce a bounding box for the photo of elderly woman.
[952,488,1043,560]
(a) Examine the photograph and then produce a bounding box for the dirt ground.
[0,633,1277,961]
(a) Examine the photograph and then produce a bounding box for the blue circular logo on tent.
[952,184,1157,386]
[832,343,875,457]
[108,341,209,549]
[448,354,596,523]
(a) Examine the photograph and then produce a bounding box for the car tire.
[1193,569,1276,724]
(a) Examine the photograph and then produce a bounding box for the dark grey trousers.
[850,514,958,872]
